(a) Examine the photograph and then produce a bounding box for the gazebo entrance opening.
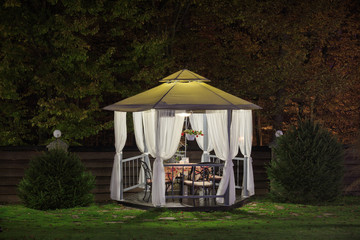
[104,70,261,208]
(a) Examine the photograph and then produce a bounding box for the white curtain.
[142,109,157,158]
[189,113,214,162]
[152,110,185,207]
[133,112,145,153]
[133,112,150,187]
[110,111,127,201]
[206,110,240,205]
[238,110,255,196]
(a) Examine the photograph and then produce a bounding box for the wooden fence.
[1,145,358,204]
[0,147,271,204]
[343,146,360,196]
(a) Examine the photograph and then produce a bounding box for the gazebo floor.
[118,188,249,211]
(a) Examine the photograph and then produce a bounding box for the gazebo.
[104,69,261,207]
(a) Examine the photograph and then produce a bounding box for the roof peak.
[159,69,211,82]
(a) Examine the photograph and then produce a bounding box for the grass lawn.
[1,196,360,240]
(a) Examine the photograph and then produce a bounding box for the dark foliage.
[1,0,359,146]
[267,120,344,204]
[18,149,95,210]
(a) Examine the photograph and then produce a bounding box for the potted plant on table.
[182,129,203,141]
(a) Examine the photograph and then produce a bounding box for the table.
[164,163,192,182]
[164,163,212,182]
[164,163,215,200]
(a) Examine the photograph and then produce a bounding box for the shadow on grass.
[250,195,360,206]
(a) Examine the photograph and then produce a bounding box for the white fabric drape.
[206,110,240,205]
[133,112,151,187]
[142,109,157,158]
[152,110,185,207]
[189,113,214,162]
[110,111,127,201]
[238,110,255,196]
[133,112,145,153]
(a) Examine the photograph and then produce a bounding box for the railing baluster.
[128,161,130,188]
[212,167,215,198]
[171,167,174,196]
[135,158,138,186]
[123,161,127,189]
[237,159,240,187]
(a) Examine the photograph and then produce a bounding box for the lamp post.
[46,130,68,151]
[269,130,283,160]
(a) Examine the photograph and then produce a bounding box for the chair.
[140,161,152,202]
[210,158,223,183]
[141,161,173,202]
[183,165,214,205]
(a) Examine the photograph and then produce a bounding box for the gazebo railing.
[209,155,245,190]
[233,157,245,190]
[121,154,145,192]
[119,154,244,205]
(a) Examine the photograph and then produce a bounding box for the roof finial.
[159,69,210,83]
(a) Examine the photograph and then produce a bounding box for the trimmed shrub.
[18,149,95,210]
[267,120,344,204]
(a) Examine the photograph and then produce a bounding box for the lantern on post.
[46,130,69,152]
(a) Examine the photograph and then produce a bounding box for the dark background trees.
[0,0,359,146]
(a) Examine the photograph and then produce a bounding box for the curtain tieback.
[225,159,234,168]
[244,155,253,163]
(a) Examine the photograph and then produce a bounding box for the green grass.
[1,196,360,240]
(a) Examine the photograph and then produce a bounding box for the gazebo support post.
[202,114,209,162]
[142,115,151,177]
[143,138,151,190]
[119,152,124,201]
[153,109,164,207]
[243,157,249,197]
[224,109,232,206]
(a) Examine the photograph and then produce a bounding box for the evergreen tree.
[18,149,95,210]
[267,120,344,203]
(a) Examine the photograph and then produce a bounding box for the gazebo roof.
[159,69,211,82]
[104,69,261,112]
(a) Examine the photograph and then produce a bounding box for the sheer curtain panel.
[142,109,157,158]
[189,113,214,162]
[133,112,151,187]
[152,110,185,207]
[238,110,255,196]
[206,110,239,205]
[110,111,127,201]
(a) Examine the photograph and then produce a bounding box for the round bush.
[267,120,344,204]
[18,149,95,210]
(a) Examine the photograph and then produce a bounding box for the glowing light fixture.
[53,130,62,138]
[275,130,283,137]
[176,112,191,117]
